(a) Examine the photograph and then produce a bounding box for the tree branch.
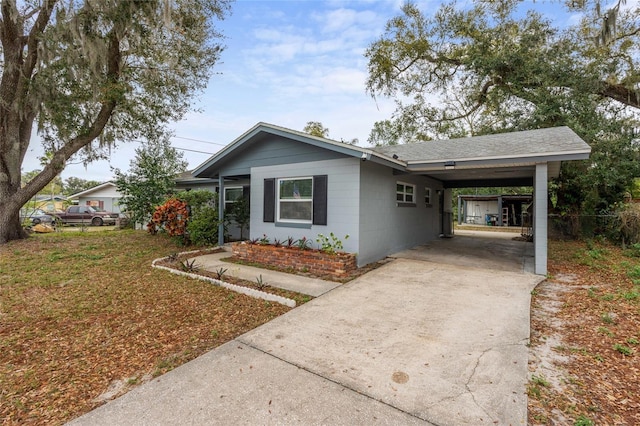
[599,82,640,108]
[18,30,122,207]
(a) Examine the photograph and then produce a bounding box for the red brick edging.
[231,242,357,278]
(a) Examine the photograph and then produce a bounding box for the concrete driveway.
[68,232,543,425]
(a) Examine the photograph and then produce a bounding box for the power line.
[172,135,227,147]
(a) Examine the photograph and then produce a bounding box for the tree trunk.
[0,182,28,244]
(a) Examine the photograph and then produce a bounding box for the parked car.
[56,205,119,226]
[19,208,57,226]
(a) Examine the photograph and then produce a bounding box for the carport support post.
[218,176,225,247]
[534,163,548,275]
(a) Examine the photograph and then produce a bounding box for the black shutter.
[313,175,328,225]
[263,179,275,222]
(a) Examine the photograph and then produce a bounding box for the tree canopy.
[365,0,640,213]
[0,0,231,243]
[114,137,187,227]
[303,121,330,138]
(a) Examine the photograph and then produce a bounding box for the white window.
[425,187,432,206]
[224,187,243,213]
[277,177,313,222]
[396,182,415,203]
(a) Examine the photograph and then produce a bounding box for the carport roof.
[374,126,590,167]
[374,126,591,187]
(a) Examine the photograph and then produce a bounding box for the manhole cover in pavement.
[392,371,409,384]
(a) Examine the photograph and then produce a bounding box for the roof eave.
[406,150,591,172]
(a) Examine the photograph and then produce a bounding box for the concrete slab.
[68,341,427,426]
[239,258,543,425]
[193,251,341,297]
[392,229,535,274]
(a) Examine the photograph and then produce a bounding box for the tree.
[365,1,640,213]
[303,121,330,138]
[303,121,359,145]
[114,137,187,227]
[0,0,231,243]
[63,177,102,196]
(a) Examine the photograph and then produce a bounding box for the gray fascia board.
[406,151,591,172]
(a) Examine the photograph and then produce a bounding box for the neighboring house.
[192,122,591,275]
[30,194,67,212]
[68,182,122,214]
[457,194,532,227]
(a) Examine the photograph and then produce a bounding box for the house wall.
[76,186,122,213]
[250,158,360,255]
[79,196,121,214]
[357,162,443,266]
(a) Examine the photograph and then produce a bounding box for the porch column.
[534,163,548,275]
[218,176,225,247]
[444,188,453,236]
[497,195,503,226]
[457,196,462,225]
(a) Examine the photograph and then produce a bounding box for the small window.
[425,187,432,206]
[278,177,313,222]
[396,182,415,204]
[224,187,243,213]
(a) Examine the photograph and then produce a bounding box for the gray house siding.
[215,136,346,177]
[78,196,121,214]
[358,162,443,266]
[250,158,360,256]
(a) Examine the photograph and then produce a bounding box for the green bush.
[187,206,220,246]
[174,189,217,216]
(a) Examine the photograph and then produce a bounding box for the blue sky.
[21,0,600,182]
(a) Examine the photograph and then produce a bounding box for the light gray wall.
[358,162,443,266]
[250,158,360,254]
[78,196,121,214]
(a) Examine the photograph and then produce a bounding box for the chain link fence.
[548,209,640,245]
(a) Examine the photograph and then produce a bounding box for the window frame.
[276,177,313,224]
[396,181,416,205]
[224,186,244,213]
[425,187,432,207]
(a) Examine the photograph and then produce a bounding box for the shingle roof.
[373,126,591,163]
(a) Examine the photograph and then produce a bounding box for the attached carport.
[374,126,591,275]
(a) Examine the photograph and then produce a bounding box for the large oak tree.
[0,0,231,243]
[366,0,640,212]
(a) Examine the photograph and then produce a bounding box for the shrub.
[316,232,349,254]
[148,198,189,236]
[187,206,220,246]
[174,189,217,216]
[617,204,640,245]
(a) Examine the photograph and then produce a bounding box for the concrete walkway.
[193,250,340,297]
[68,233,543,425]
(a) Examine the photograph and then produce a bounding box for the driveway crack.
[464,348,496,422]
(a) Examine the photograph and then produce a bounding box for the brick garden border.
[231,242,357,278]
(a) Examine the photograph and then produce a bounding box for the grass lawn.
[0,230,293,425]
[528,239,640,425]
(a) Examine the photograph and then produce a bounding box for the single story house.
[457,194,533,227]
[68,182,123,213]
[192,122,591,275]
